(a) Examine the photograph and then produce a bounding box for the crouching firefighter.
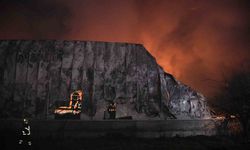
[19,118,32,149]
[107,102,116,119]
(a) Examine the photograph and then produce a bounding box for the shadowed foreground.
[1,135,250,150]
[0,119,245,150]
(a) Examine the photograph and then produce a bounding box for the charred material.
[0,40,210,120]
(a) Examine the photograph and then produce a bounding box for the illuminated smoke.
[0,0,249,97]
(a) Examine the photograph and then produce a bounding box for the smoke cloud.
[0,0,249,97]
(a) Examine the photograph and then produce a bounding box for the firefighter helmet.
[23,118,29,124]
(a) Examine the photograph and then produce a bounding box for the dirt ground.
[1,135,250,150]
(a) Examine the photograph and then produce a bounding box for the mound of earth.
[0,40,210,119]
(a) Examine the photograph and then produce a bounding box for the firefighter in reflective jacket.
[19,118,32,149]
[107,102,116,119]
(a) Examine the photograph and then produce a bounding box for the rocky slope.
[0,40,210,119]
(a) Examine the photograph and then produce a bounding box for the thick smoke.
[0,0,249,97]
[0,0,72,38]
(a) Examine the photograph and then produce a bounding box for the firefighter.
[19,118,32,149]
[107,102,116,119]
[222,114,230,134]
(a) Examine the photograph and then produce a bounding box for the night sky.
[0,0,249,97]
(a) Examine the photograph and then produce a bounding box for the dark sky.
[0,0,249,97]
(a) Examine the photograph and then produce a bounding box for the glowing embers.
[54,90,83,119]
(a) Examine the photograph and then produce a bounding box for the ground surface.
[1,135,250,150]
[0,119,246,150]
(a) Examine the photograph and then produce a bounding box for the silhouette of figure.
[107,102,116,119]
[19,118,32,149]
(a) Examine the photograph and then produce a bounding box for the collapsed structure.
[0,40,210,120]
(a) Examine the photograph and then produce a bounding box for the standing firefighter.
[19,118,32,149]
[107,102,116,119]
